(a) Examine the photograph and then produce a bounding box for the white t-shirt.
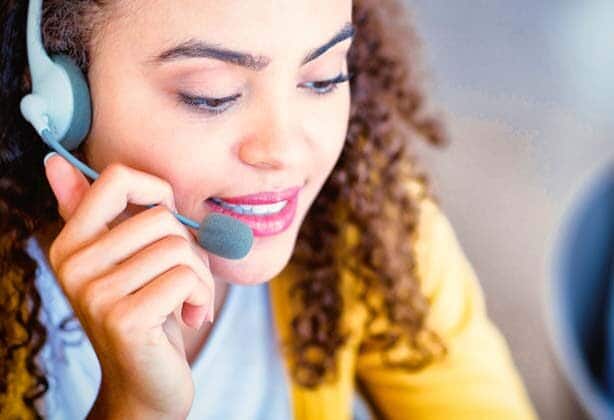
[26,236,374,419]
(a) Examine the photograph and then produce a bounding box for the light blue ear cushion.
[20,0,92,151]
[50,54,92,151]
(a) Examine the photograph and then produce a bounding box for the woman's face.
[83,0,354,285]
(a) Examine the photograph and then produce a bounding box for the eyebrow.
[144,21,356,70]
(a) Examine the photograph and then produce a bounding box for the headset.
[18,0,253,260]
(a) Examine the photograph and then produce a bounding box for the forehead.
[103,0,353,63]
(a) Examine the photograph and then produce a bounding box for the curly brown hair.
[1,0,449,418]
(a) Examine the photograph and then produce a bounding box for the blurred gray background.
[404,1,614,419]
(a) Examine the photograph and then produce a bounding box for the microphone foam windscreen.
[198,213,254,259]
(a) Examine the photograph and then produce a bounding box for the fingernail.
[197,298,214,328]
[43,151,57,166]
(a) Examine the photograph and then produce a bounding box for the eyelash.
[178,72,354,116]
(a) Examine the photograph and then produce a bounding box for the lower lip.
[204,193,299,237]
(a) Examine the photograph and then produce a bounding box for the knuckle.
[48,238,60,272]
[157,204,187,234]
[173,264,198,284]
[103,162,128,181]
[147,202,171,223]
[162,233,190,252]
[56,253,78,288]
[152,202,171,216]
[158,204,179,225]
[168,266,200,297]
[79,279,106,313]
[103,302,133,337]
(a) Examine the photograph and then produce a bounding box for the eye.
[178,92,241,116]
[178,72,354,116]
[301,72,354,96]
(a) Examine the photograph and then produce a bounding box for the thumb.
[43,151,91,221]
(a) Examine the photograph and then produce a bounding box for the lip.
[209,185,302,205]
[204,191,299,237]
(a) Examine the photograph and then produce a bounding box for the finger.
[74,234,214,319]
[44,152,91,221]
[50,162,176,270]
[113,265,212,331]
[58,204,196,285]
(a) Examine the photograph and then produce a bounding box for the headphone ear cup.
[50,54,92,151]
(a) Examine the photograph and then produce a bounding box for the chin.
[186,185,310,286]
[208,253,291,286]
[207,229,297,286]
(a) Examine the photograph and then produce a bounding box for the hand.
[43,154,214,418]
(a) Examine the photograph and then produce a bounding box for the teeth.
[211,197,287,215]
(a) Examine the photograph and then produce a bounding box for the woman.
[0,0,537,419]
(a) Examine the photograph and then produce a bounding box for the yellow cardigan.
[3,194,537,419]
[268,194,537,420]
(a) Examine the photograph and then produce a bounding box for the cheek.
[313,94,350,169]
[85,77,172,171]
[148,143,230,212]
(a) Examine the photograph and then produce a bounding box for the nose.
[238,98,303,171]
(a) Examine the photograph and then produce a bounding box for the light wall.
[405,1,614,418]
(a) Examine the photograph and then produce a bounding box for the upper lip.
[210,185,303,205]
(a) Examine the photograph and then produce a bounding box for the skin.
[38,0,352,368]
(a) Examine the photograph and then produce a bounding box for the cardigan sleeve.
[354,196,538,420]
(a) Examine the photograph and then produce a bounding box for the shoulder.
[337,178,487,335]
